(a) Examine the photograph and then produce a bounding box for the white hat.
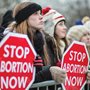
[42,7,65,37]
[67,25,90,44]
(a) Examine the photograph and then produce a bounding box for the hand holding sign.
[61,41,89,90]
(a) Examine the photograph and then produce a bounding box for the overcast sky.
[0,0,90,26]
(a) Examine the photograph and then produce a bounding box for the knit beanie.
[15,3,42,25]
[67,25,89,44]
[42,7,65,37]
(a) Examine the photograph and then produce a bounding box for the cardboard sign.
[61,41,89,90]
[0,32,36,90]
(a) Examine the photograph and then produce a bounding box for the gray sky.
[0,0,90,26]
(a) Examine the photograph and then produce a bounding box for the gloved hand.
[50,66,67,84]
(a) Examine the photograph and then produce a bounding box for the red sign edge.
[61,41,89,90]
[0,32,37,89]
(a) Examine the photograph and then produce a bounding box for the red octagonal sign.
[61,41,89,90]
[0,32,36,90]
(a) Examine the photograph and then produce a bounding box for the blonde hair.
[82,16,90,24]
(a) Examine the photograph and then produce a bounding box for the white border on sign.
[26,67,36,90]
[0,32,37,57]
[61,41,89,90]
[0,32,37,90]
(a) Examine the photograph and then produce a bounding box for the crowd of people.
[0,1,90,90]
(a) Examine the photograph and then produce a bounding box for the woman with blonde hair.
[42,7,68,89]
[43,7,90,89]
[67,25,90,57]
[67,25,90,89]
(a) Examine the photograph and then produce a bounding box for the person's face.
[81,32,90,46]
[27,10,44,30]
[55,21,67,39]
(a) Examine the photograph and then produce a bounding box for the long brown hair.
[7,2,50,65]
[54,29,68,59]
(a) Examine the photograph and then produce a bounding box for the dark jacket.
[29,31,53,90]
[29,31,63,90]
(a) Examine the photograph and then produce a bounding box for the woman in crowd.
[43,7,90,89]
[4,2,67,90]
[42,7,68,90]
[66,25,90,89]
[42,7,68,65]
[66,25,90,57]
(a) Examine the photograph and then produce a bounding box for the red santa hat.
[42,7,65,37]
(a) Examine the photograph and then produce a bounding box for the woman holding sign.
[42,7,68,89]
[4,1,67,90]
[66,25,90,89]
[42,7,68,61]
[43,7,90,89]
[67,25,90,56]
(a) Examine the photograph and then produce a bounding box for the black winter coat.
[29,31,53,90]
[29,31,62,90]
